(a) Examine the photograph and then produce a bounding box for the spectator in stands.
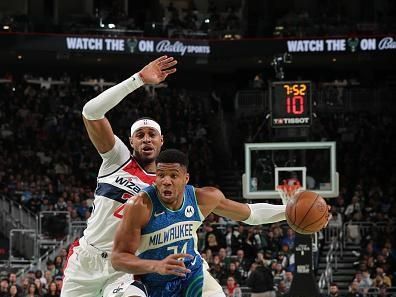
[43,271,52,289]
[20,278,30,295]
[53,197,67,211]
[8,284,20,297]
[8,273,21,292]
[345,280,363,297]
[375,267,392,287]
[54,276,63,292]
[231,225,246,254]
[378,284,389,297]
[33,278,45,296]
[266,230,281,255]
[218,247,231,268]
[283,271,293,291]
[272,263,285,286]
[43,281,58,297]
[53,256,63,273]
[45,260,56,278]
[209,260,226,285]
[235,249,250,279]
[244,227,260,260]
[224,276,242,297]
[26,282,39,297]
[224,262,242,285]
[327,283,340,297]
[358,270,372,294]
[328,207,343,230]
[344,196,362,221]
[276,280,288,297]
[205,248,214,265]
[281,228,295,250]
[34,271,46,288]
[0,278,9,297]
[246,261,275,297]
[206,233,221,254]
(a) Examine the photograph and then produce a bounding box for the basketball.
[285,191,329,234]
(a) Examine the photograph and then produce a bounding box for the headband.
[130,119,162,136]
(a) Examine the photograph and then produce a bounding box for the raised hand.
[138,56,177,84]
[155,253,193,277]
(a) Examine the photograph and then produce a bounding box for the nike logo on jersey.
[154,211,165,217]
[191,256,197,266]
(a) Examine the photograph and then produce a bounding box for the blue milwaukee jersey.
[138,185,205,296]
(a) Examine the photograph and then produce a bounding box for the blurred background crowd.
[1,0,396,39]
[0,75,395,296]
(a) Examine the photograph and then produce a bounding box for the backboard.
[242,142,338,199]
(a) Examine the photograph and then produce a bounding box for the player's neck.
[134,156,156,174]
[163,196,184,210]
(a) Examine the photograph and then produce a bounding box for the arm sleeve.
[98,136,131,176]
[82,73,144,120]
[242,203,286,225]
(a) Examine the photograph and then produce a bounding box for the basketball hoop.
[276,181,302,205]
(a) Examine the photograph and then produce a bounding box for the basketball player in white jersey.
[111,149,294,297]
[61,56,177,297]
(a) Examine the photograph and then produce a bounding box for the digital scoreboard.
[270,81,312,128]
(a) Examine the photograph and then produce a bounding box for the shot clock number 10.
[270,81,312,128]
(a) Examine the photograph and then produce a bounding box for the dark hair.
[156,149,189,168]
[135,116,157,122]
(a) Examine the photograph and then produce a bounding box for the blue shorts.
[143,266,203,297]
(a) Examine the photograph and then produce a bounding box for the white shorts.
[203,269,226,297]
[61,237,147,297]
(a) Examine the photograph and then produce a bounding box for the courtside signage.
[287,36,396,53]
[65,36,210,56]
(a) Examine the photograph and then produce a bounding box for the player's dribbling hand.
[156,253,193,277]
[139,56,177,84]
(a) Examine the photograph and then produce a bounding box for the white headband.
[130,119,162,136]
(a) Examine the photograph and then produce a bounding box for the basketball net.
[276,180,302,205]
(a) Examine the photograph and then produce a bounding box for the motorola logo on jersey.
[185,206,194,218]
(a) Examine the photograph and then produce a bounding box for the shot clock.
[270,81,312,128]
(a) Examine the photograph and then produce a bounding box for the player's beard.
[133,149,157,167]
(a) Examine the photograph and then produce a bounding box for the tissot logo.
[185,206,194,218]
[273,118,310,125]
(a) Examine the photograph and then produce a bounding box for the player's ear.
[160,135,164,146]
[185,173,189,184]
[129,136,133,146]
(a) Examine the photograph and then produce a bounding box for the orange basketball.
[285,191,329,234]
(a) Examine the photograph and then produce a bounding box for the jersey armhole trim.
[191,186,205,221]
[98,156,132,179]
[141,189,154,226]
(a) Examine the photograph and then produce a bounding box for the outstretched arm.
[196,187,286,225]
[111,195,192,276]
[82,56,177,153]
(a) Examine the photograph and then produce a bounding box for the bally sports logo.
[137,40,210,56]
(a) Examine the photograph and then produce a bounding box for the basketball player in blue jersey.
[61,56,177,297]
[111,149,288,297]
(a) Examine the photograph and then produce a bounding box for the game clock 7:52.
[270,81,312,128]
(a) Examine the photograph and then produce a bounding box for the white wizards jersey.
[83,136,156,251]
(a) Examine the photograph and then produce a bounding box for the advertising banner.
[0,33,394,58]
